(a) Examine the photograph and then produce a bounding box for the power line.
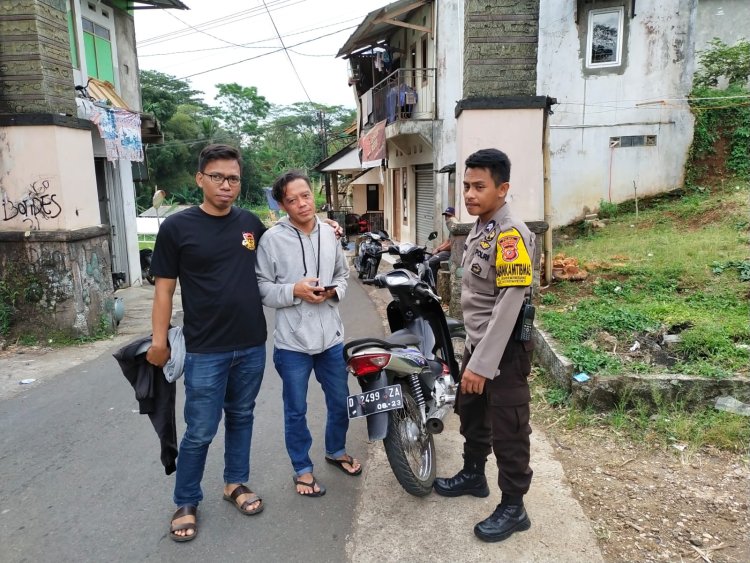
[138,0,305,47]
[261,0,313,105]
[178,24,356,80]
[164,11,251,51]
[139,15,366,57]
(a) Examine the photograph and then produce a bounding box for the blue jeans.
[272,343,350,477]
[173,345,265,507]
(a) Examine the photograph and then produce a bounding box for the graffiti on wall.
[2,179,62,230]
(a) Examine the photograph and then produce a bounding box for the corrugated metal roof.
[86,78,131,110]
[337,0,430,58]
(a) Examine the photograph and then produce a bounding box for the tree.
[140,70,208,123]
[214,83,271,144]
[694,38,750,88]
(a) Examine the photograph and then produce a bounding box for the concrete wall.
[114,7,142,111]
[537,0,697,226]
[0,124,100,232]
[0,228,115,338]
[434,0,462,214]
[696,0,750,50]
[455,108,546,222]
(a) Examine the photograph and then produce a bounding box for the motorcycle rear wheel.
[383,390,435,497]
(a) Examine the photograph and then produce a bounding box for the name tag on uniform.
[496,228,532,287]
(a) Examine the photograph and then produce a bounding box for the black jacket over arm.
[113,336,177,475]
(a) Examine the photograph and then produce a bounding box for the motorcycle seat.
[343,337,411,360]
[386,329,421,347]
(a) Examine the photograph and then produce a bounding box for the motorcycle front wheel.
[383,390,436,497]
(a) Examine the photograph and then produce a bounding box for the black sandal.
[293,476,326,497]
[169,505,197,542]
[325,454,363,476]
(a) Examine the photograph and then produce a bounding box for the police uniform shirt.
[460,203,535,379]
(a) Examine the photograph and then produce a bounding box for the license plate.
[347,385,403,419]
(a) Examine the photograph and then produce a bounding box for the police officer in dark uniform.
[433,148,536,543]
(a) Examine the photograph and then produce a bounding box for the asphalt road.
[0,278,382,563]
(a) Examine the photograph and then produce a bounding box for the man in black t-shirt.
[148,144,267,542]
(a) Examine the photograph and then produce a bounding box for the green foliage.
[137,70,357,212]
[693,38,750,88]
[0,279,18,336]
[540,292,560,305]
[688,38,750,183]
[541,179,749,378]
[567,344,621,373]
[544,386,570,407]
[711,259,750,281]
[597,199,619,219]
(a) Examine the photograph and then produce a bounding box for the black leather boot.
[433,458,490,498]
[474,501,531,543]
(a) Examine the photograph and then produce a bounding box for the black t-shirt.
[150,206,267,353]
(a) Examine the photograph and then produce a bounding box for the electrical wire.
[261,0,313,105]
[137,0,304,46]
[178,24,356,80]
[140,15,366,57]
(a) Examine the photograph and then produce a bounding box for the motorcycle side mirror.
[428,231,438,241]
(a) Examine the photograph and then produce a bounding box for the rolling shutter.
[415,164,435,245]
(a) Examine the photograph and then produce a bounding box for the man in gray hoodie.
[256,171,362,497]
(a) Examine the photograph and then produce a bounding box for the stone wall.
[0,226,116,338]
[0,0,76,115]
[463,0,540,97]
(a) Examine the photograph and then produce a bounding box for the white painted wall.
[0,126,100,232]
[434,0,462,217]
[537,0,697,226]
[455,109,546,223]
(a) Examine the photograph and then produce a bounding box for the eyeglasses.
[201,172,241,187]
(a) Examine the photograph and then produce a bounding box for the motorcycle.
[353,230,390,280]
[388,231,439,291]
[140,248,155,285]
[343,266,466,497]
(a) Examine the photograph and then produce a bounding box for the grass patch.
[540,180,750,377]
[531,370,750,452]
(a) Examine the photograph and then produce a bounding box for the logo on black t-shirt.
[242,232,256,250]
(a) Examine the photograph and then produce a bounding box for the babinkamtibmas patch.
[496,228,532,287]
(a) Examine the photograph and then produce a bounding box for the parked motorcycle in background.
[353,230,390,280]
[388,231,438,290]
[344,263,465,496]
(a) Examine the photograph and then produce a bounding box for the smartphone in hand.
[323,284,337,291]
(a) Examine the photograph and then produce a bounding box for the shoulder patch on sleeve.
[495,228,532,287]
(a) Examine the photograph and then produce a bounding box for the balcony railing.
[365,68,436,126]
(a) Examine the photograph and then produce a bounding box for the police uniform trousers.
[456,339,534,496]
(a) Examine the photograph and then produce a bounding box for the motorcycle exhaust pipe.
[426,403,454,434]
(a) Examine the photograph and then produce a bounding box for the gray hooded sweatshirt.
[256,217,349,354]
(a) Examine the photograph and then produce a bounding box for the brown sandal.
[223,484,264,515]
[169,505,197,542]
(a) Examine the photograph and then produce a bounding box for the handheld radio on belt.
[514,284,535,342]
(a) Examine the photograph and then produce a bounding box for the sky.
[133,0,389,109]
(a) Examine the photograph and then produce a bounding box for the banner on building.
[359,119,386,168]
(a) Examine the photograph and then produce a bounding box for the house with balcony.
[336,0,462,246]
[336,0,746,249]
[0,0,186,338]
